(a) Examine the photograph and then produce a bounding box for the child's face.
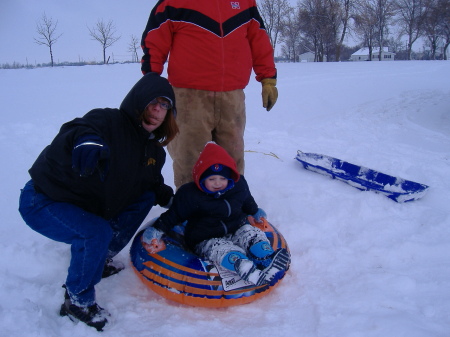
[203,175,229,192]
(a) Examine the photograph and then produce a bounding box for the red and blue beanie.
[200,164,232,181]
[199,164,235,196]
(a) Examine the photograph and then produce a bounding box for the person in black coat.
[143,142,290,287]
[18,73,178,331]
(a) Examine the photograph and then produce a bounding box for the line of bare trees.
[33,13,141,67]
[258,0,450,61]
[31,3,450,67]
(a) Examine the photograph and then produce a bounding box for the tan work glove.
[261,78,278,111]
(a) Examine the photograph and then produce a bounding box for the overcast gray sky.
[0,0,155,65]
[2,0,333,66]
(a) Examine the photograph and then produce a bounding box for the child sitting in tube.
[143,142,290,286]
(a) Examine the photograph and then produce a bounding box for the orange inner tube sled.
[129,217,290,308]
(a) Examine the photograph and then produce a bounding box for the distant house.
[298,52,327,62]
[298,52,315,62]
[350,47,395,61]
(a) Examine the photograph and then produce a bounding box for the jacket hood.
[192,142,240,191]
[119,72,176,126]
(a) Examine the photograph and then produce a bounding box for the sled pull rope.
[245,150,280,160]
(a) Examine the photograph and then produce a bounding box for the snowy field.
[1,60,449,336]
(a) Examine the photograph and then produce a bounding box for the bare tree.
[88,19,121,64]
[34,13,62,67]
[427,0,450,59]
[318,0,353,61]
[297,0,332,62]
[353,0,396,60]
[423,0,442,59]
[387,35,406,52]
[294,0,354,62]
[395,0,426,60]
[439,0,450,59]
[280,7,303,61]
[374,0,397,60]
[334,0,355,61]
[258,0,291,50]
[353,0,379,60]
[128,35,140,62]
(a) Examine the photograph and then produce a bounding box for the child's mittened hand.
[142,227,165,253]
[252,208,267,222]
[145,238,166,254]
[143,226,164,242]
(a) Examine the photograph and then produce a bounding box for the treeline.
[0,60,137,70]
[0,13,140,69]
[258,0,450,61]
[2,1,449,69]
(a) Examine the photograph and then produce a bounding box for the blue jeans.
[18,180,155,306]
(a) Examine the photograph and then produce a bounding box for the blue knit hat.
[200,164,232,181]
[199,164,235,196]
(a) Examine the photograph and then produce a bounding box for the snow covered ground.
[1,61,449,337]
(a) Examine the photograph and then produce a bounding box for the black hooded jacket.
[29,73,175,220]
[155,176,259,251]
[153,143,259,251]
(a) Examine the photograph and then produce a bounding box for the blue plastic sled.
[295,150,429,202]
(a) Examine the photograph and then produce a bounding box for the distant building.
[350,47,395,61]
[298,52,327,62]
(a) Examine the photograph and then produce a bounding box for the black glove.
[154,184,174,207]
[72,135,110,181]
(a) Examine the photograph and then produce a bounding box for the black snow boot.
[102,258,125,278]
[60,291,109,331]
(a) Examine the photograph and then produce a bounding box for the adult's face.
[141,97,170,133]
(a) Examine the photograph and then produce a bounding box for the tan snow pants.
[168,87,246,188]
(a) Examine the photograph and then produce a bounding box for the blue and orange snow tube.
[130,217,290,308]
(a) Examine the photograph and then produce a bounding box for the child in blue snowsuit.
[144,142,290,286]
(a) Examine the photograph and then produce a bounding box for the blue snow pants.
[18,179,155,306]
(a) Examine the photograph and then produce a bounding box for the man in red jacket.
[141,0,278,188]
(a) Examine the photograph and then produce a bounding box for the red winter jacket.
[141,0,277,91]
